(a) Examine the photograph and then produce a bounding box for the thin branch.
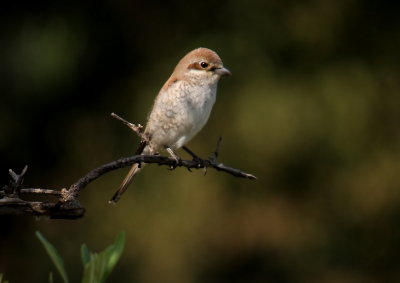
[4,165,28,197]
[63,152,256,201]
[111,112,149,143]
[1,114,257,219]
[182,146,200,160]
[210,136,223,161]
[0,188,61,197]
[0,201,85,219]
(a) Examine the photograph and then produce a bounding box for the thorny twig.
[0,113,257,219]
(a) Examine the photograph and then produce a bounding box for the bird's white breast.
[146,79,217,150]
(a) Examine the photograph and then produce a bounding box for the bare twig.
[0,188,61,197]
[4,165,28,197]
[182,146,200,160]
[0,201,85,219]
[210,136,223,161]
[0,114,256,219]
[111,112,149,143]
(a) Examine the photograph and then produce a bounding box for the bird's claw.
[193,157,204,167]
[168,155,182,170]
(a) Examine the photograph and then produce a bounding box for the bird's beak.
[215,67,231,76]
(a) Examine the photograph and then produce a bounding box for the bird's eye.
[200,61,209,68]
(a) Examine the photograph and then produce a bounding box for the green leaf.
[81,232,125,283]
[36,231,70,283]
[102,232,125,278]
[49,272,53,283]
[0,273,10,283]
[81,244,91,265]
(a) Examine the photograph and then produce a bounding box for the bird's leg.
[164,146,182,169]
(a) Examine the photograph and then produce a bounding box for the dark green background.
[1,0,400,282]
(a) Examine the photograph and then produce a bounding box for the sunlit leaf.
[81,232,125,283]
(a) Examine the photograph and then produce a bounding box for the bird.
[109,47,231,203]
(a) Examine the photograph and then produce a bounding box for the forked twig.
[0,113,256,219]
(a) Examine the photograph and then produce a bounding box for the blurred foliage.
[80,232,125,283]
[1,0,400,282]
[0,274,10,283]
[37,231,70,283]
[36,231,125,283]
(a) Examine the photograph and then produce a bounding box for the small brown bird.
[110,47,230,203]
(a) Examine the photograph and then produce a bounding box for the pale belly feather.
[145,80,217,151]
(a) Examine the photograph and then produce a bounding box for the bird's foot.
[165,146,182,170]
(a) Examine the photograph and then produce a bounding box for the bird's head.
[174,47,231,84]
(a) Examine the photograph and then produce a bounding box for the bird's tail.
[109,163,146,204]
[109,141,148,204]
